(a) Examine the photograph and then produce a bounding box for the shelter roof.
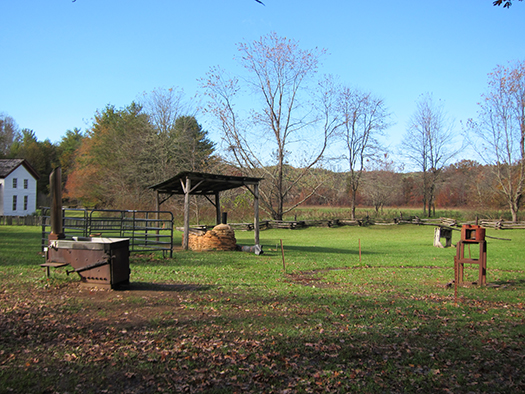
[0,159,40,180]
[149,171,263,195]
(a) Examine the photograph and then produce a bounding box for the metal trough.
[46,237,130,289]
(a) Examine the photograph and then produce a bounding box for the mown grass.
[0,224,524,393]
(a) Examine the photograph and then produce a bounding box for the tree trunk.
[510,200,519,223]
[350,190,356,220]
[427,198,433,218]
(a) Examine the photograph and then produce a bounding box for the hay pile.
[188,224,237,251]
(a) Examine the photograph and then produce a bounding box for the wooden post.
[155,191,160,242]
[454,255,458,305]
[280,239,286,273]
[183,176,191,250]
[49,167,65,240]
[254,183,260,247]
[215,192,221,225]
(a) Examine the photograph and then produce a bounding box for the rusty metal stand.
[455,240,487,285]
[40,262,69,278]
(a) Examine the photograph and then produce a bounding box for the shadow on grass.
[2,286,523,394]
[116,281,213,292]
[487,278,525,289]
[275,244,378,256]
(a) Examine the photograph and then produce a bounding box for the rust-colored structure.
[42,167,131,288]
[460,224,486,243]
[46,238,130,288]
[46,237,130,289]
[454,225,487,285]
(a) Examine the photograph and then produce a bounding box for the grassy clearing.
[0,224,524,393]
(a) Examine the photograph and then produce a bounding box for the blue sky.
[1,0,524,169]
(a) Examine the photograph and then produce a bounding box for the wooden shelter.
[149,172,263,250]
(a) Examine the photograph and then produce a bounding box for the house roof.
[0,159,40,180]
[149,171,262,195]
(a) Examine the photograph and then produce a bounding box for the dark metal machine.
[43,167,130,288]
[46,237,130,289]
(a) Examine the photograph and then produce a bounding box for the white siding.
[2,165,38,216]
[0,180,4,215]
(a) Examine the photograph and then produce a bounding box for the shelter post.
[254,183,260,246]
[215,192,221,225]
[183,176,191,250]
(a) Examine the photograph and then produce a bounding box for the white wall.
[0,180,4,215]
[2,165,38,216]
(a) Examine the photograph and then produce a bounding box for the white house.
[0,159,40,216]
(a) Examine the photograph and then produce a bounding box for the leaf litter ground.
[1,264,524,394]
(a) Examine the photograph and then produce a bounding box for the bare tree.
[203,32,337,220]
[0,113,19,158]
[141,87,192,135]
[139,87,192,182]
[402,93,458,217]
[337,86,390,220]
[468,60,525,222]
[361,154,401,215]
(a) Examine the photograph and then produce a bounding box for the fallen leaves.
[0,281,524,393]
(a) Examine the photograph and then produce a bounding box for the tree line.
[1,34,524,222]
[0,88,217,210]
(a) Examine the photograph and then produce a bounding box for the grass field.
[0,224,524,393]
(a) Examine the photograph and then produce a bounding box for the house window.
[24,179,28,189]
[24,196,28,211]
[12,196,17,211]
[13,178,17,188]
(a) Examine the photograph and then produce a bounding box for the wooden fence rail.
[2,215,525,230]
[0,215,43,226]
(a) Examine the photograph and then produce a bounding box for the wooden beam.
[189,180,204,194]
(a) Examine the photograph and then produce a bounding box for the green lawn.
[0,224,524,393]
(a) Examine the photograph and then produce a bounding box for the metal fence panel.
[41,208,174,257]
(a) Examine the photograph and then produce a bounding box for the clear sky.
[1,0,523,169]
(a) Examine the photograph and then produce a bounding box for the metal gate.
[41,208,174,257]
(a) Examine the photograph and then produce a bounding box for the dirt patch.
[15,280,216,329]
[284,271,325,287]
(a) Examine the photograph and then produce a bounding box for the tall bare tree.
[361,154,401,215]
[337,86,390,220]
[140,87,193,182]
[0,113,19,158]
[468,60,525,222]
[203,32,337,220]
[402,93,458,217]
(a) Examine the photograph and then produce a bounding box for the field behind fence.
[0,215,42,226]
[2,210,525,230]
